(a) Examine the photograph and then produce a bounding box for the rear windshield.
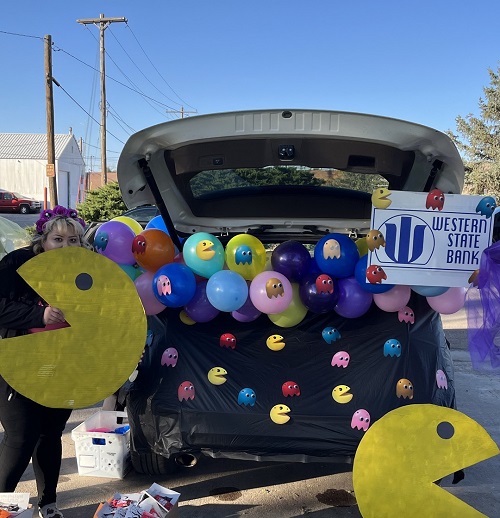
[190,167,388,199]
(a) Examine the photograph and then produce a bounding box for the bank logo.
[374,215,435,265]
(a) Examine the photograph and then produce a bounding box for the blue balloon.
[354,255,394,294]
[313,233,359,278]
[146,215,168,232]
[153,262,196,307]
[206,270,249,312]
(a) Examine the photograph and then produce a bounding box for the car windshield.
[190,167,388,198]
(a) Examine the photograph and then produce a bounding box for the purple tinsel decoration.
[466,241,500,372]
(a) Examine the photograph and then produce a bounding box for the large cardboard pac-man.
[353,404,500,518]
[0,247,147,408]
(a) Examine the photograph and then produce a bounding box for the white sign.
[367,190,495,287]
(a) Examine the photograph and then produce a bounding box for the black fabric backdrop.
[127,292,455,463]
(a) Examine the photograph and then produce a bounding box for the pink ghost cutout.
[178,381,195,401]
[331,351,350,368]
[156,275,171,296]
[351,409,370,431]
[436,369,448,389]
[161,347,178,367]
[398,306,415,324]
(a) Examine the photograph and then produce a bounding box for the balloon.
[426,287,467,315]
[145,215,168,232]
[231,288,262,322]
[134,271,166,315]
[146,215,182,254]
[298,272,339,313]
[313,233,360,278]
[373,285,411,312]
[225,234,267,280]
[269,283,308,327]
[355,237,368,257]
[206,270,249,312]
[111,215,143,235]
[184,281,220,323]
[93,220,136,265]
[334,276,373,318]
[411,285,449,297]
[183,232,225,278]
[249,271,293,314]
[271,240,313,282]
[354,255,394,294]
[119,263,142,281]
[153,262,196,307]
[133,229,176,272]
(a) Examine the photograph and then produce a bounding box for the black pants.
[0,375,72,508]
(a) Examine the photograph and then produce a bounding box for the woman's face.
[43,225,81,251]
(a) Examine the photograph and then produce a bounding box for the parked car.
[83,205,159,244]
[116,109,464,475]
[0,189,42,214]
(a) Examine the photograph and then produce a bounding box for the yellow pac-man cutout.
[0,247,147,409]
[353,404,499,518]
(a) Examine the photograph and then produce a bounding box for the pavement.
[5,307,500,518]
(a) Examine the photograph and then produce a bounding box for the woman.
[0,206,88,518]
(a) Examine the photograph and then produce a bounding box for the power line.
[54,45,180,111]
[108,26,184,109]
[76,13,128,184]
[0,29,42,40]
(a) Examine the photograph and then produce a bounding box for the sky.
[1,0,499,171]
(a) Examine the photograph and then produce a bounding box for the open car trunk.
[117,109,463,474]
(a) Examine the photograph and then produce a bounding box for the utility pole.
[166,106,197,119]
[44,34,58,208]
[77,13,127,186]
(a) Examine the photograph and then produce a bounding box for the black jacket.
[0,247,45,338]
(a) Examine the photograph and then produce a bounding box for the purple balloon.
[334,276,373,318]
[271,240,312,282]
[299,272,338,314]
[232,288,262,322]
[94,220,136,265]
[184,281,220,323]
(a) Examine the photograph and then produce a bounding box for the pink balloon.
[426,287,466,314]
[373,285,411,312]
[134,271,167,315]
[249,271,293,314]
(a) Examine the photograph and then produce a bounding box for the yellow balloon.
[225,234,267,280]
[112,215,144,235]
[268,283,308,328]
[0,247,147,408]
[355,237,368,257]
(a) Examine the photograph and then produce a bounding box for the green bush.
[76,182,127,222]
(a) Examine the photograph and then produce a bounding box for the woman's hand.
[43,306,66,325]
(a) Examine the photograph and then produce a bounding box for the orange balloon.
[132,229,175,271]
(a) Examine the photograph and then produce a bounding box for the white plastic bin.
[71,410,131,479]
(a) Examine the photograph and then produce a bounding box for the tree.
[77,182,127,222]
[448,64,500,198]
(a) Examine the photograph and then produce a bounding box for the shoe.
[38,504,64,518]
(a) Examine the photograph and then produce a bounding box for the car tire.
[130,451,177,475]
[19,205,29,214]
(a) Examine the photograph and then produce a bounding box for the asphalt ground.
[1,306,498,518]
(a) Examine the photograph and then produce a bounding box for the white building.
[0,130,85,208]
